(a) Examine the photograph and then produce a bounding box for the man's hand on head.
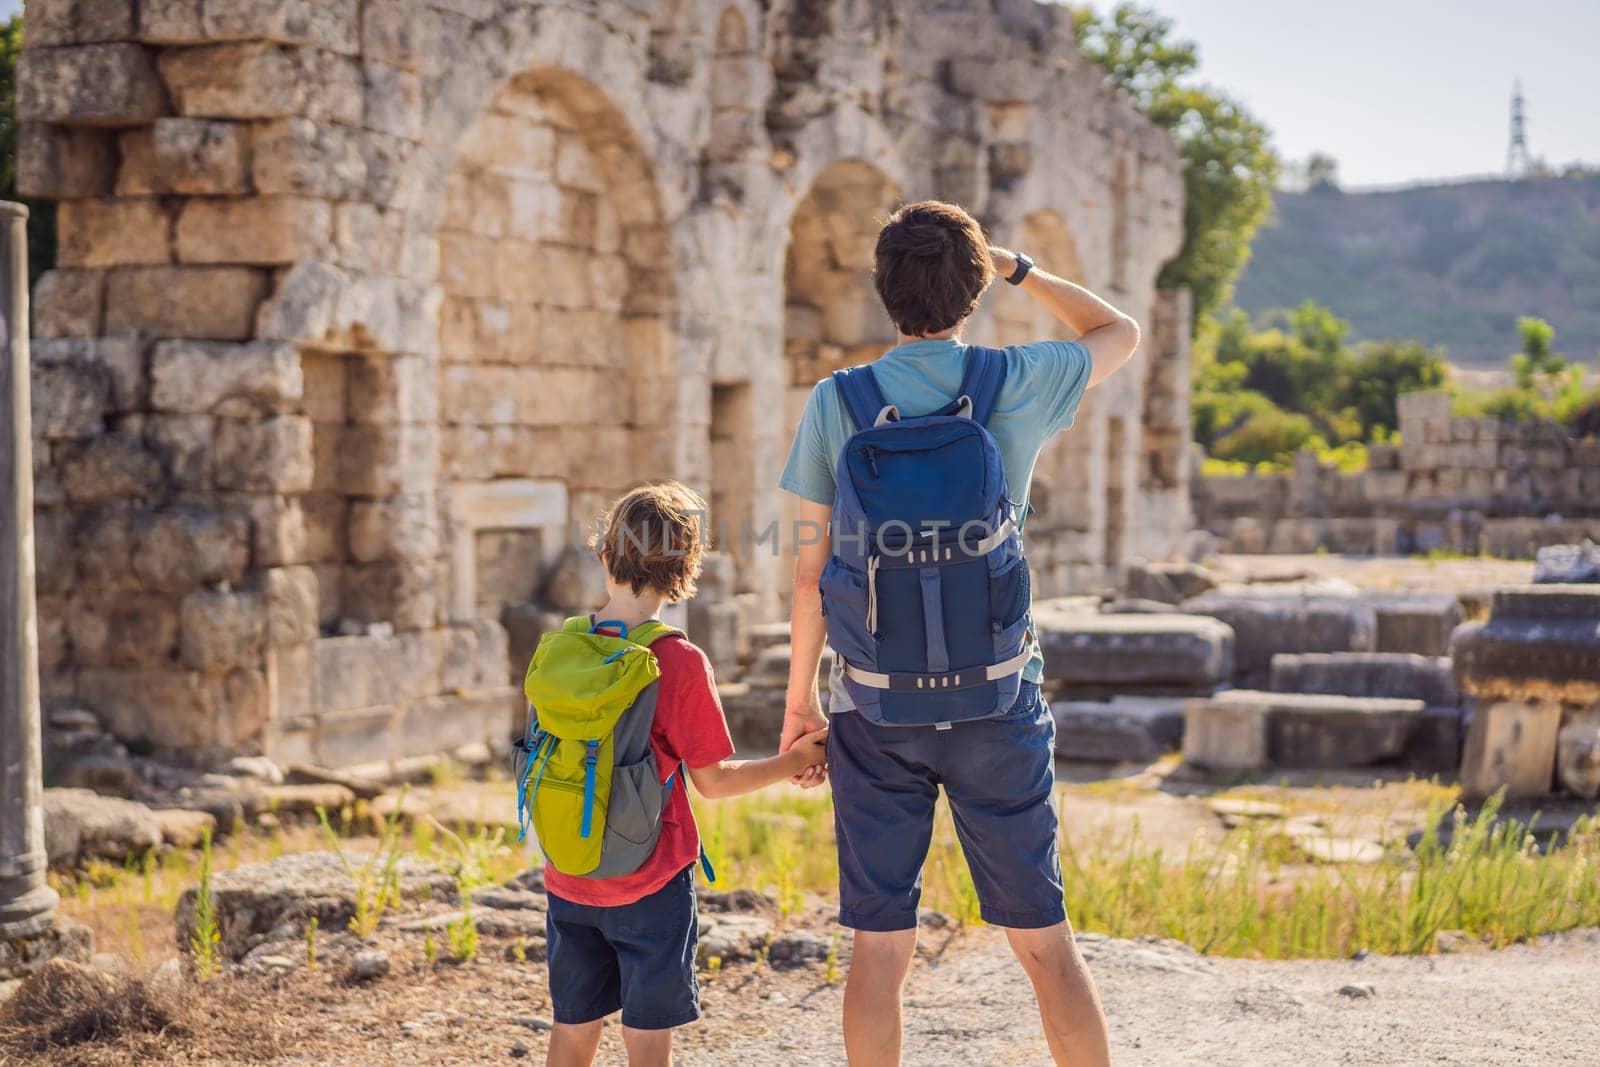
[988,246,1018,281]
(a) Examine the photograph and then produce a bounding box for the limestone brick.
[176,196,332,265]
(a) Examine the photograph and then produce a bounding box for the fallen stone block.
[717,683,784,749]
[152,808,216,850]
[1362,592,1464,657]
[1533,541,1600,584]
[1122,561,1218,605]
[1036,610,1234,695]
[1555,707,1600,800]
[1459,700,1563,799]
[1183,691,1424,771]
[42,788,162,868]
[744,643,833,690]
[1181,587,1377,687]
[1269,652,1458,706]
[1182,695,1269,772]
[1051,697,1185,762]
[1451,586,1600,705]
[175,850,454,961]
[1401,703,1465,776]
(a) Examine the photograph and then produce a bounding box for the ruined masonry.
[20,0,1188,766]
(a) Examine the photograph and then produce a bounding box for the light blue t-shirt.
[779,337,1092,693]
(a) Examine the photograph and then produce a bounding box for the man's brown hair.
[592,482,706,602]
[873,200,994,337]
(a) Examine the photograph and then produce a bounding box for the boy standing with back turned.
[529,483,828,1067]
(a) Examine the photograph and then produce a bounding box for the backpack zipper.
[866,554,881,634]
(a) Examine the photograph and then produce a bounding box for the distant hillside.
[1233,174,1600,368]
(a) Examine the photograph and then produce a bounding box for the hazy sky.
[6,0,1592,187]
[1082,0,1600,187]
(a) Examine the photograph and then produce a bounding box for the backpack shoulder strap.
[625,620,684,649]
[830,365,889,433]
[956,345,1008,426]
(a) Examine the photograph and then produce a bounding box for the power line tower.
[1506,80,1533,178]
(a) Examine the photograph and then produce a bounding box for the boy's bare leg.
[843,928,918,1066]
[546,1020,603,1067]
[620,1026,673,1067]
[1004,922,1111,1067]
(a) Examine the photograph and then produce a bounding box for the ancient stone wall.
[21,0,1185,767]
[1195,391,1600,557]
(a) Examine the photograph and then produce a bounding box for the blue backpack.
[820,346,1035,728]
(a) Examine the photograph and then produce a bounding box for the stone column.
[1,201,73,978]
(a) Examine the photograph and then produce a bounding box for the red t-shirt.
[543,633,735,907]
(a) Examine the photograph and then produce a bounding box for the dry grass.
[0,960,282,1066]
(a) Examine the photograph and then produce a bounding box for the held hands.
[781,693,829,789]
[787,726,829,779]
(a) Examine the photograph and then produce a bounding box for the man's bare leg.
[843,928,918,1066]
[620,1026,673,1067]
[546,1020,604,1067]
[1005,921,1111,1067]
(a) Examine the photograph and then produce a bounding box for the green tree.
[1072,4,1280,318]
[0,14,56,282]
[1304,152,1341,193]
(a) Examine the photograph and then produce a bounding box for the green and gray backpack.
[513,616,706,880]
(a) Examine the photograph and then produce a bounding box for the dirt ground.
[27,919,1597,1066]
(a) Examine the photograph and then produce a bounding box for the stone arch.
[434,68,678,624]
[782,159,902,428]
[981,209,1104,594]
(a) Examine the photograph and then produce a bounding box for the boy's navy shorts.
[827,681,1067,932]
[545,864,700,1030]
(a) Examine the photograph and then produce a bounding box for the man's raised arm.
[989,246,1141,388]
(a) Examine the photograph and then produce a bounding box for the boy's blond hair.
[592,482,706,602]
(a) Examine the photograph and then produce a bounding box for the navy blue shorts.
[545,864,700,1030]
[828,682,1066,932]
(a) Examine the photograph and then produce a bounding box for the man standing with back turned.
[778,200,1140,1066]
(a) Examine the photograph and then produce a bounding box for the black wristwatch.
[1005,251,1034,286]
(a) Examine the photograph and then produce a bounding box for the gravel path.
[670,925,1600,1066]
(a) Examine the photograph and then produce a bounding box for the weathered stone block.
[1035,608,1234,693]
[105,265,270,339]
[130,509,251,592]
[144,413,216,489]
[57,433,163,506]
[716,683,785,748]
[335,424,439,496]
[116,118,250,195]
[30,354,111,438]
[339,558,441,631]
[214,416,315,493]
[1556,707,1600,800]
[242,494,308,567]
[1180,587,1377,688]
[31,268,106,338]
[137,0,206,42]
[256,260,440,356]
[346,493,440,563]
[55,198,173,267]
[1451,585,1600,705]
[16,123,116,198]
[1361,591,1464,658]
[1122,561,1217,605]
[1053,697,1185,762]
[503,604,565,686]
[1269,652,1458,707]
[150,339,303,415]
[79,665,265,749]
[1533,542,1600,584]
[176,196,332,264]
[313,631,443,713]
[264,566,320,646]
[1459,700,1562,799]
[17,44,165,126]
[159,43,362,121]
[42,789,161,868]
[1182,695,1268,772]
[201,0,359,53]
[687,598,742,679]
[66,590,179,668]
[252,117,368,198]
[1185,690,1424,770]
[345,353,438,424]
[180,589,267,670]
[440,619,510,692]
[24,0,137,45]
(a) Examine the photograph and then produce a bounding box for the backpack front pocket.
[528,737,610,876]
[819,557,878,667]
